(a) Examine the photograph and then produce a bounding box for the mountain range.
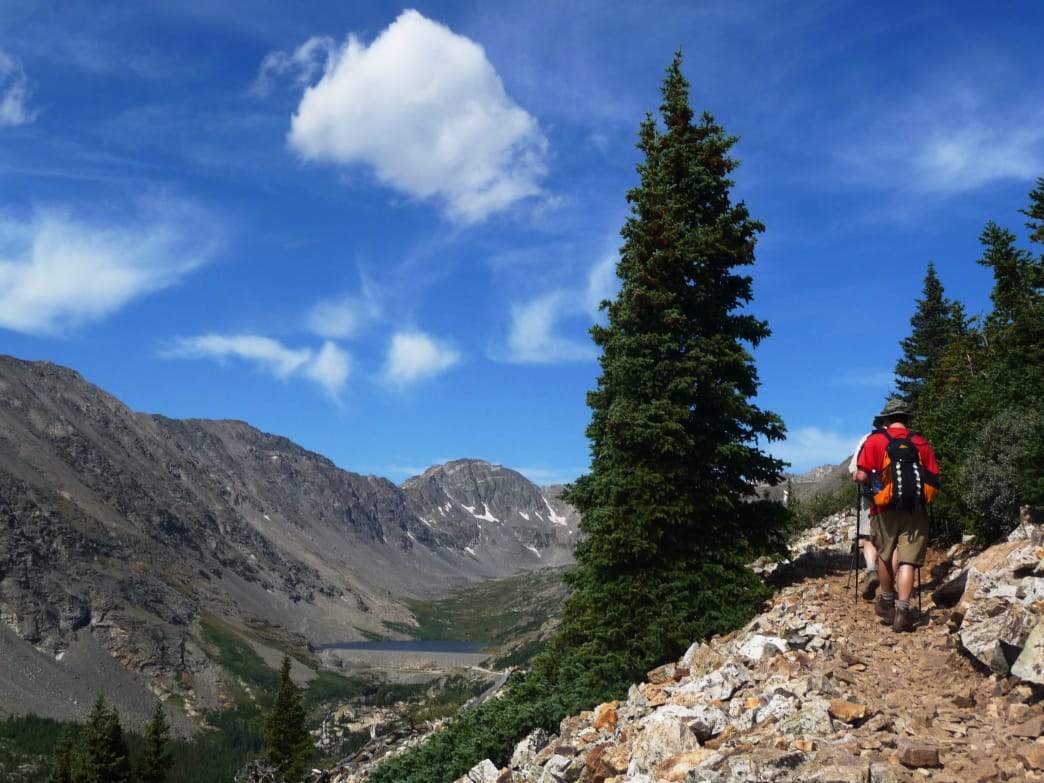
[0,355,579,728]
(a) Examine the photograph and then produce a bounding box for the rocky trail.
[746,543,1044,782]
[324,517,1044,782]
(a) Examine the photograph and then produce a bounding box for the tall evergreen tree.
[262,654,312,782]
[137,701,173,783]
[557,51,787,695]
[893,260,965,414]
[73,695,132,783]
[1021,175,1044,245]
[368,54,789,783]
[977,221,1040,328]
[45,732,75,783]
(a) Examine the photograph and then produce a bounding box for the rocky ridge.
[327,512,1044,783]
[0,356,579,727]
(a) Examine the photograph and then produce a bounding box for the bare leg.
[877,550,896,596]
[896,562,915,602]
[862,539,878,569]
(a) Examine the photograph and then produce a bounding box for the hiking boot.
[861,572,880,601]
[893,608,914,633]
[874,598,895,624]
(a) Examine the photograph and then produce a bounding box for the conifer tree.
[557,51,787,695]
[262,654,312,782]
[893,260,965,414]
[977,221,1041,328]
[1020,175,1044,245]
[367,53,790,783]
[137,701,173,783]
[72,695,132,783]
[45,732,75,783]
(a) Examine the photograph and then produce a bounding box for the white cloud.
[584,252,619,314]
[163,334,350,398]
[769,426,863,474]
[305,283,382,339]
[504,253,615,364]
[253,36,335,97]
[0,203,217,336]
[0,50,37,126]
[506,292,595,364]
[833,368,895,390]
[383,331,460,386]
[843,83,1044,195]
[279,10,548,223]
[911,119,1044,193]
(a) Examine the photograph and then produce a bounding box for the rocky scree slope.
[331,514,1044,783]
[0,356,578,727]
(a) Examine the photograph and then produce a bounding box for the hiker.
[852,399,939,632]
[848,432,880,600]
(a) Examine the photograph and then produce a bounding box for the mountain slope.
[0,356,578,726]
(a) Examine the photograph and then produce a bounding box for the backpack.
[872,430,939,511]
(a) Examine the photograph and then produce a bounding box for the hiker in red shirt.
[852,399,939,633]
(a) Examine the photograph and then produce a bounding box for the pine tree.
[557,51,787,696]
[977,221,1042,329]
[45,732,75,783]
[262,654,312,782]
[893,260,965,413]
[368,53,790,783]
[1020,175,1044,245]
[72,695,132,783]
[136,701,173,783]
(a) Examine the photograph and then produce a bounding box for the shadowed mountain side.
[0,355,580,726]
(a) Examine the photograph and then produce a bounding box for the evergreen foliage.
[898,177,1044,543]
[45,732,75,783]
[136,702,172,783]
[893,261,966,415]
[72,696,132,783]
[261,655,313,782]
[370,51,787,783]
[558,49,786,693]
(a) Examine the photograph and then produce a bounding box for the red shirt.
[857,426,939,514]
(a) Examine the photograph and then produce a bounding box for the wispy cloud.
[506,292,596,364]
[382,330,461,386]
[0,201,218,336]
[162,334,350,398]
[504,252,617,364]
[305,281,382,339]
[263,10,549,224]
[253,36,335,97]
[769,426,863,474]
[833,368,895,391]
[0,50,38,126]
[841,79,1044,195]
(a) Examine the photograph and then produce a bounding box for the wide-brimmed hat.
[874,398,914,428]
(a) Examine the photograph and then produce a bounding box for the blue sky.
[2,1,1042,486]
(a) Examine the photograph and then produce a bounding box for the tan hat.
[873,398,914,428]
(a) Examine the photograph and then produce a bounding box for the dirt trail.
[773,545,1044,782]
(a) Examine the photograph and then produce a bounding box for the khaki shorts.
[870,508,929,566]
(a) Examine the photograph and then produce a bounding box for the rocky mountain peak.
[0,354,580,727]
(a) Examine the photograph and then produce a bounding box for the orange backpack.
[872,431,939,511]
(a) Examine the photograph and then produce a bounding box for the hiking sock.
[896,599,911,612]
[880,591,896,603]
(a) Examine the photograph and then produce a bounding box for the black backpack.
[872,430,939,511]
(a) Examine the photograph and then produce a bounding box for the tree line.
[891,178,1044,543]
[36,654,311,783]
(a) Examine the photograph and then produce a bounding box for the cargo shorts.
[870,507,929,566]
